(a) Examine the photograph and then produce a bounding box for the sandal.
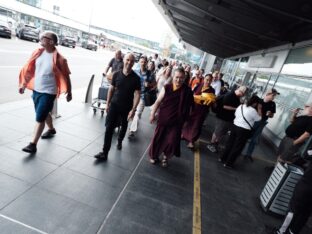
[161,157,168,168]
[187,142,195,150]
[149,158,159,164]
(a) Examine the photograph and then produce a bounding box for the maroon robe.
[182,83,215,143]
[149,83,193,159]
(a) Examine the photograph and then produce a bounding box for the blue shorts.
[32,91,56,122]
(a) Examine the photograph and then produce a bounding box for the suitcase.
[98,86,108,100]
[92,74,110,116]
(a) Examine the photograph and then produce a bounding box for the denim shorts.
[32,91,56,122]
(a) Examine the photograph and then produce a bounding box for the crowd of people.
[18,31,312,233]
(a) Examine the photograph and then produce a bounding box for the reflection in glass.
[281,46,312,77]
[266,74,312,140]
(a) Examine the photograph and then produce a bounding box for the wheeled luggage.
[92,74,110,116]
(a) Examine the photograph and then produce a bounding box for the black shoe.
[128,132,134,139]
[22,143,37,153]
[117,142,122,150]
[244,155,254,162]
[41,128,56,139]
[94,152,108,160]
[223,164,233,169]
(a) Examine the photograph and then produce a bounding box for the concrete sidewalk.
[0,96,311,234]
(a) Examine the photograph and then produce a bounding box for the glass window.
[281,46,312,77]
[266,74,312,140]
[233,57,249,87]
[248,73,279,98]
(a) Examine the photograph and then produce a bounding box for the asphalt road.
[0,37,114,104]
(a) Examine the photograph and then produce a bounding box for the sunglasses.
[41,36,53,41]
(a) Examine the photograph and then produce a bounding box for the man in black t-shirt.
[207,86,246,153]
[277,102,312,164]
[243,88,279,161]
[94,53,141,160]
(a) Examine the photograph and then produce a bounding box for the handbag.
[240,105,255,138]
[144,90,157,107]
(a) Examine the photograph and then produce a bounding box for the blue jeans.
[243,120,267,157]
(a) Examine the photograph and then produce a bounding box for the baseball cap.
[305,101,312,107]
[267,88,280,95]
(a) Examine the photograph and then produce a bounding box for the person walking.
[149,67,193,167]
[104,49,124,83]
[94,53,141,160]
[18,31,72,153]
[182,74,215,149]
[207,86,247,153]
[128,56,156,138]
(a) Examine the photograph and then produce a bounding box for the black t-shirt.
[285,115,312,139]
[111,70,141,111]
[217,91,241,122]
[108,58,124,73]
[261,100,276,121]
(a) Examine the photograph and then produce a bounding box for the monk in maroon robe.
[182,74,215,149]
[149,67,193,167]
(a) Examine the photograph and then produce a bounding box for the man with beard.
[19,31,72,153]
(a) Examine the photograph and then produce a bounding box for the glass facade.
[16,0,41,8]
[221,45,312,145]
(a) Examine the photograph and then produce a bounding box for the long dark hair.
[247,95,261,108]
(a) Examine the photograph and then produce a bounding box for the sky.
[41,0,178,44]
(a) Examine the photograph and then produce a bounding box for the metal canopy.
[158,0,312,58]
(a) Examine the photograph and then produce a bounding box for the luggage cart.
[92,74,110,116]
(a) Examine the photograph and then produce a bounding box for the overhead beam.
[240,0,312,24]
[181,0,281,42]
[167,4,258,49]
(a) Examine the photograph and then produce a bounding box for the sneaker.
[22,143,37,153]
[207,143,217,153]
[94,152,108,160]
[41,128,56,139]
[244,155,254,162]
[117,142,122,150]
[128,132,134,139]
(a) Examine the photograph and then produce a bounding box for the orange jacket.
[19,48,71,97]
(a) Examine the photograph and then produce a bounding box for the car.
[0,20,12,39]
[81,40,97,51]
[16,24,40,42]
[59,35,76,48]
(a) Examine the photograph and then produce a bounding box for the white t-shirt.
[211,80,221,96]
[234,104,261,130]
[34,50,57,94]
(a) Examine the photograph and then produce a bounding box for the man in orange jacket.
[19,31,72,153]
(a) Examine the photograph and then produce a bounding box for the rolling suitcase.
[92,74,110,116]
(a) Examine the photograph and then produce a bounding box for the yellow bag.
[194,93,216,105]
